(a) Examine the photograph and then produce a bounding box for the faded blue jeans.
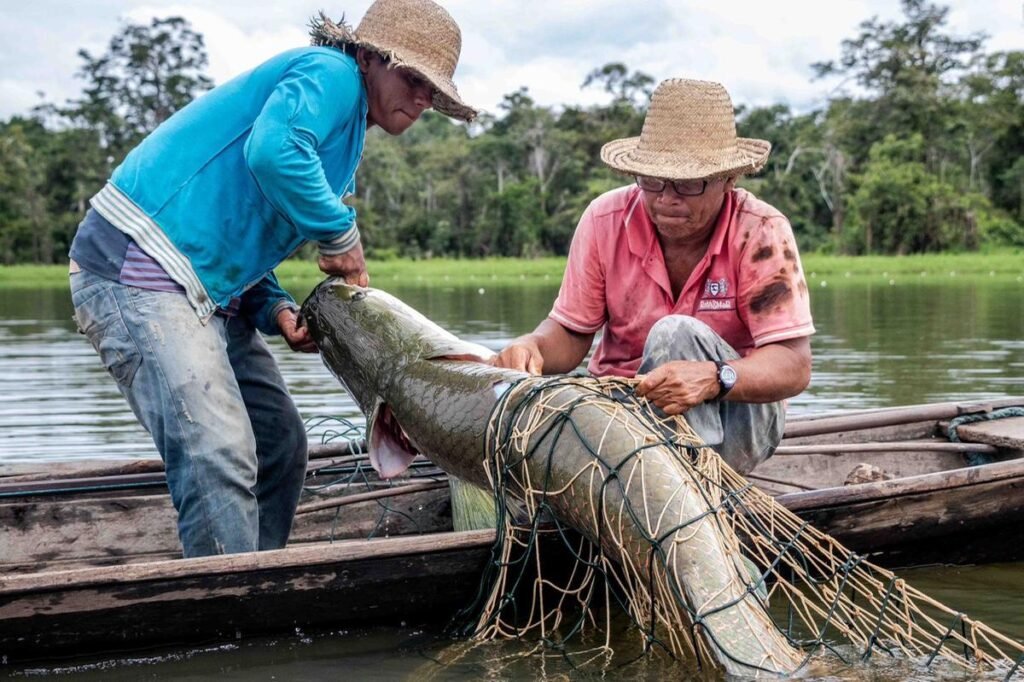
[638,315,784,474]
[70,269,308,557]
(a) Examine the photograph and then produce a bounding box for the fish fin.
[435,351,494,363]
[367,402,418,478]
[424,343,495,363]
[366,289,495,362]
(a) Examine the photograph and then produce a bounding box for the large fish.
[301,279,805,677]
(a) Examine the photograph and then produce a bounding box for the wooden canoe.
[1,396,1022,662]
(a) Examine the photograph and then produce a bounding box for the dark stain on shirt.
[750,278,792,314]
[751,245,774,262]
[783,248,796,261]
[798,278,808,296]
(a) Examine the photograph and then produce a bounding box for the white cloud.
[1,0,1020,121]
[123,5,308,85]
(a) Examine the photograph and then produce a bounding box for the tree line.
[1,0,1021,265]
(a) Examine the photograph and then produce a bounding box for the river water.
[1,275,1023,679]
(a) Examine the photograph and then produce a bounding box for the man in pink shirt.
[493,78,814,474]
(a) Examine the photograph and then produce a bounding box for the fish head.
[301,278,498,477]
[301,279,389,416]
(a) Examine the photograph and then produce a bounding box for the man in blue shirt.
[68,0,477,557]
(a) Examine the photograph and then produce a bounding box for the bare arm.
[492,318,594,375]
[636,336,812,416]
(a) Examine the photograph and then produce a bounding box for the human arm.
[244,51,365,256]
[277,307,318,353]
[238,276,318,352]
[492,318,594,375]
[239,272,298,336]
[635,336,811,416]
[318,240,369,287]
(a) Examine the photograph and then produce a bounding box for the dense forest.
[0,0,1021,264]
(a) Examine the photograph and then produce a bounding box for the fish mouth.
[367,401,420,478]
[323,278,368,302]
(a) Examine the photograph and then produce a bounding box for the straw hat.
[600,78,770,181]
[310,0,477,122]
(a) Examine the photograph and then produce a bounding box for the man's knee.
[642,315,728,369]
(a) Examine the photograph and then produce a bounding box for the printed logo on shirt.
[704,277,729,297]
[698,277,735,311]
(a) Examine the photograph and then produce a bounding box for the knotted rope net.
[451,375,1024,678]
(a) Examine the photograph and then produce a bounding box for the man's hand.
[635,360,719,415]
[319,241,369,287]
[277,308,318,353]
[491,337,544,374]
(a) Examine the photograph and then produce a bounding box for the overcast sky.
[1,1,1021,121]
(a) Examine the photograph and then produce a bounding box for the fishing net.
[452,375,1024,679]
[298,416,448,540]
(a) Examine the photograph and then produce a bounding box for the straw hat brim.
[309,13,477,122]
[350,37,477,122]
[600,136,771,181]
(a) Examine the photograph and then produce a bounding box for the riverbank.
[2,252,1022,289]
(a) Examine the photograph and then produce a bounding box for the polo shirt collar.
[706,189,736,257]
[623,187,654,259]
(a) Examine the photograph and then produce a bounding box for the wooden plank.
[752,449,964,492]
[0,441,366,482]
[295,481,448,515]
[0,530,495,598]
[783,397,1024,427]
[783,397,1024,439]
[781,420,940,446]
[788,474,1024,566]
[776,457,1024,511]
[1,485,452,569]
[955,416,1024,450]
[773,441,995,455]
[0,531,497,663]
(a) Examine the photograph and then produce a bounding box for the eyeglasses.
[635,176,708,196]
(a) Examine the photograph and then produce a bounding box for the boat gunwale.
[0,528,497,597]
[776,455,1024,511]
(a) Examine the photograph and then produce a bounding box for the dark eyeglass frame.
[634,176,708,197]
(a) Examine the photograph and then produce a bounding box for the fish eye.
[351,290,367,302]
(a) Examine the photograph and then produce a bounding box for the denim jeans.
[638,315,784,474]
[70,269,308,557]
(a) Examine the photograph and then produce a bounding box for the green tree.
[65,16,214,160]
[846,134,973,253]
[0,121,49,263]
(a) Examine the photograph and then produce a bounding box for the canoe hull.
[2,398,1022,662]
[0,531,495,663]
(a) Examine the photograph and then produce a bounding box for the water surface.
[1,277,1022,680]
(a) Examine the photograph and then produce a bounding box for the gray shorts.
[638,315,784,474]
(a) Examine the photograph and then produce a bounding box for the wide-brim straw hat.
[310,0,477,122]
[601,78,770,181]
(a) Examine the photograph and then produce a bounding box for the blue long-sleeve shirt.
[86,47,367,332]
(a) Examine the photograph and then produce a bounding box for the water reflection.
[1,279,1021,461]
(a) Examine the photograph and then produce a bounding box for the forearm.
[522,318,594,374]
[727,336,811,403]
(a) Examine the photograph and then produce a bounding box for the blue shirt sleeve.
[244,52,363,246]
[240,272,295,335]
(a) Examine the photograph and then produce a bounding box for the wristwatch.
[714,361,737,400]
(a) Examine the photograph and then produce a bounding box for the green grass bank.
[2,252,1022,289]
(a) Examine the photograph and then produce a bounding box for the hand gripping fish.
[301,279,806,677]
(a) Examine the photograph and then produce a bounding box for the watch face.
[720,364,738,388]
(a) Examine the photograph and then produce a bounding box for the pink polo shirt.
[550,185,815,377]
